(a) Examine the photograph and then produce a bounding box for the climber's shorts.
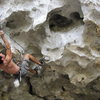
[20,59,30,76]
[14,59,30,81]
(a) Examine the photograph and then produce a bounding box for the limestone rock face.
[0,0,100,100]
[79,0,100,26]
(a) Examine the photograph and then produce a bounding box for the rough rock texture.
[0,0,100,100]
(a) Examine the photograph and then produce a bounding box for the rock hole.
[5,11,32,30]
[49,23,56,29]
[81,77,84,81]
[61,74,69,80]
[70,12,83,20]
[6,20,16,28]
[49,14,73,30]
[62,86,66,91]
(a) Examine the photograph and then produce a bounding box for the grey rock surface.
[0,0,100,100]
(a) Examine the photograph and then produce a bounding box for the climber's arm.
[0,30,12,66]
[23,54,41,65]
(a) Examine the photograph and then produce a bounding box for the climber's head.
[0,56,3,64]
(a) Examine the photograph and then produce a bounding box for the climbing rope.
[0,22,25,53]
[6,33,25,53]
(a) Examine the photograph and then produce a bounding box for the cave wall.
[0,0,100,87]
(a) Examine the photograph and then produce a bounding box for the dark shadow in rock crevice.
[70,12,83,20]
[49,14,73,31]
[25,76,35,95]
[6,11,32,30]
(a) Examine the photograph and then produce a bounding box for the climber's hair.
[0,56,3,64]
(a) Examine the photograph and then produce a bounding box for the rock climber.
[0,30,43,80]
